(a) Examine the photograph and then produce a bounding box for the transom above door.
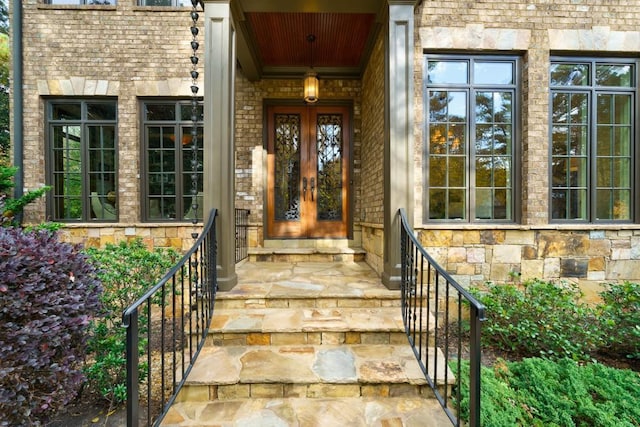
[266,105,351,238]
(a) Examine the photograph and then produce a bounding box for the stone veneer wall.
[234,72,363,248]
[412,1,640,292]
[419,229,640,300]
[19,2,204,250]
[360,30,385,273]
[57,225,203,252]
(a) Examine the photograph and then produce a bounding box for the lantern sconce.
[304,34,319,104]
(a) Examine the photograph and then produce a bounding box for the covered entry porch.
[201,0,417,290]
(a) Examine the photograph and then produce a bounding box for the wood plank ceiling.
[232,0,385,81]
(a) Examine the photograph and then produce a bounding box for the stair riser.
[176,383,442,402]
[206,331,419,347]
[249,253,365,263]
[215,298,402,310]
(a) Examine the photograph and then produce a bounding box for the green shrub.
[455,360,535,426]
[84,238,180,406]
[0,164,51,226]
[457,358,640,427]
[0,228,102,426]
[598,281,640,359]
[471,279,600,360]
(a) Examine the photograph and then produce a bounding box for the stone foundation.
[361,223,384,276]
[416,227,640,297]
[57,224,203,252]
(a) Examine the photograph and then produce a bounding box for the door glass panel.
[274,114,301,221]
[316,114,343,221]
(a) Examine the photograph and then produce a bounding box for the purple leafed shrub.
[0,228,102,426]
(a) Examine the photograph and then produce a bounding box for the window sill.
[56,222,203,229]
[132,6,191,12]
[415,222,640,231]
[37,4,117,10]
[36,5,190,11]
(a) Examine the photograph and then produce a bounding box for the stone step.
[161,397,453,426]
[215,294,401,310]
[249,242,366,263]
[207,307,434,347]
[178,344,453,401]
[214,265,402,311]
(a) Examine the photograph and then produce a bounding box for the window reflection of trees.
[427,67,514,222]
[49,101,117,221]
[428,90,467,220]
[550,60,634,221]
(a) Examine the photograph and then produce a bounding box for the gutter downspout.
[11,0,24,214]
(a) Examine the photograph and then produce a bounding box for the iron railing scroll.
[123,209,218,427]
[235,208,250,263]
[398,209,486,427]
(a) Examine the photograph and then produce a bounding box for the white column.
[382,1,415,289]
[204,0,237,290]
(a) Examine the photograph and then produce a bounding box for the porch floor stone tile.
[184,344,452,388]
[220,261,398,302]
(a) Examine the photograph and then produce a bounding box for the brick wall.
[19,2,202,249]
[360,30,385,272]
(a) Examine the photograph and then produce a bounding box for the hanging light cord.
[308,34,315,69]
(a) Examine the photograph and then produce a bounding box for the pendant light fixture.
[303,34,319,104]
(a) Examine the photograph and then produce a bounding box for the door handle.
[302,177,307,201]
[310,178,315,202]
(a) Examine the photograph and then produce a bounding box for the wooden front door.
[266,105,350,238]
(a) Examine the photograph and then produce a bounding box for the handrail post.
[469,305,482,427]
[125,310,139,427]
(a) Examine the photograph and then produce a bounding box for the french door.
[266,105,350,238]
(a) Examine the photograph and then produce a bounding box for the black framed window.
[142,100,203,222]
[47,100,117,222]
[550,58,637,222]
[424,55,519,222]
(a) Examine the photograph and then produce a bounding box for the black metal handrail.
[398,209,486,427]
[235,208,249,263]
[123,209,218,427]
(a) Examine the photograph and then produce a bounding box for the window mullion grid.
[469,88,475,221]
[425,55,517,223]
[590,89,598,221]
[63,122,80,219]
[550,87,590,222]
[177,124,185,221]
[82,121,91,221]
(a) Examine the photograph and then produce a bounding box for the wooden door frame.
[264,100,353,239]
